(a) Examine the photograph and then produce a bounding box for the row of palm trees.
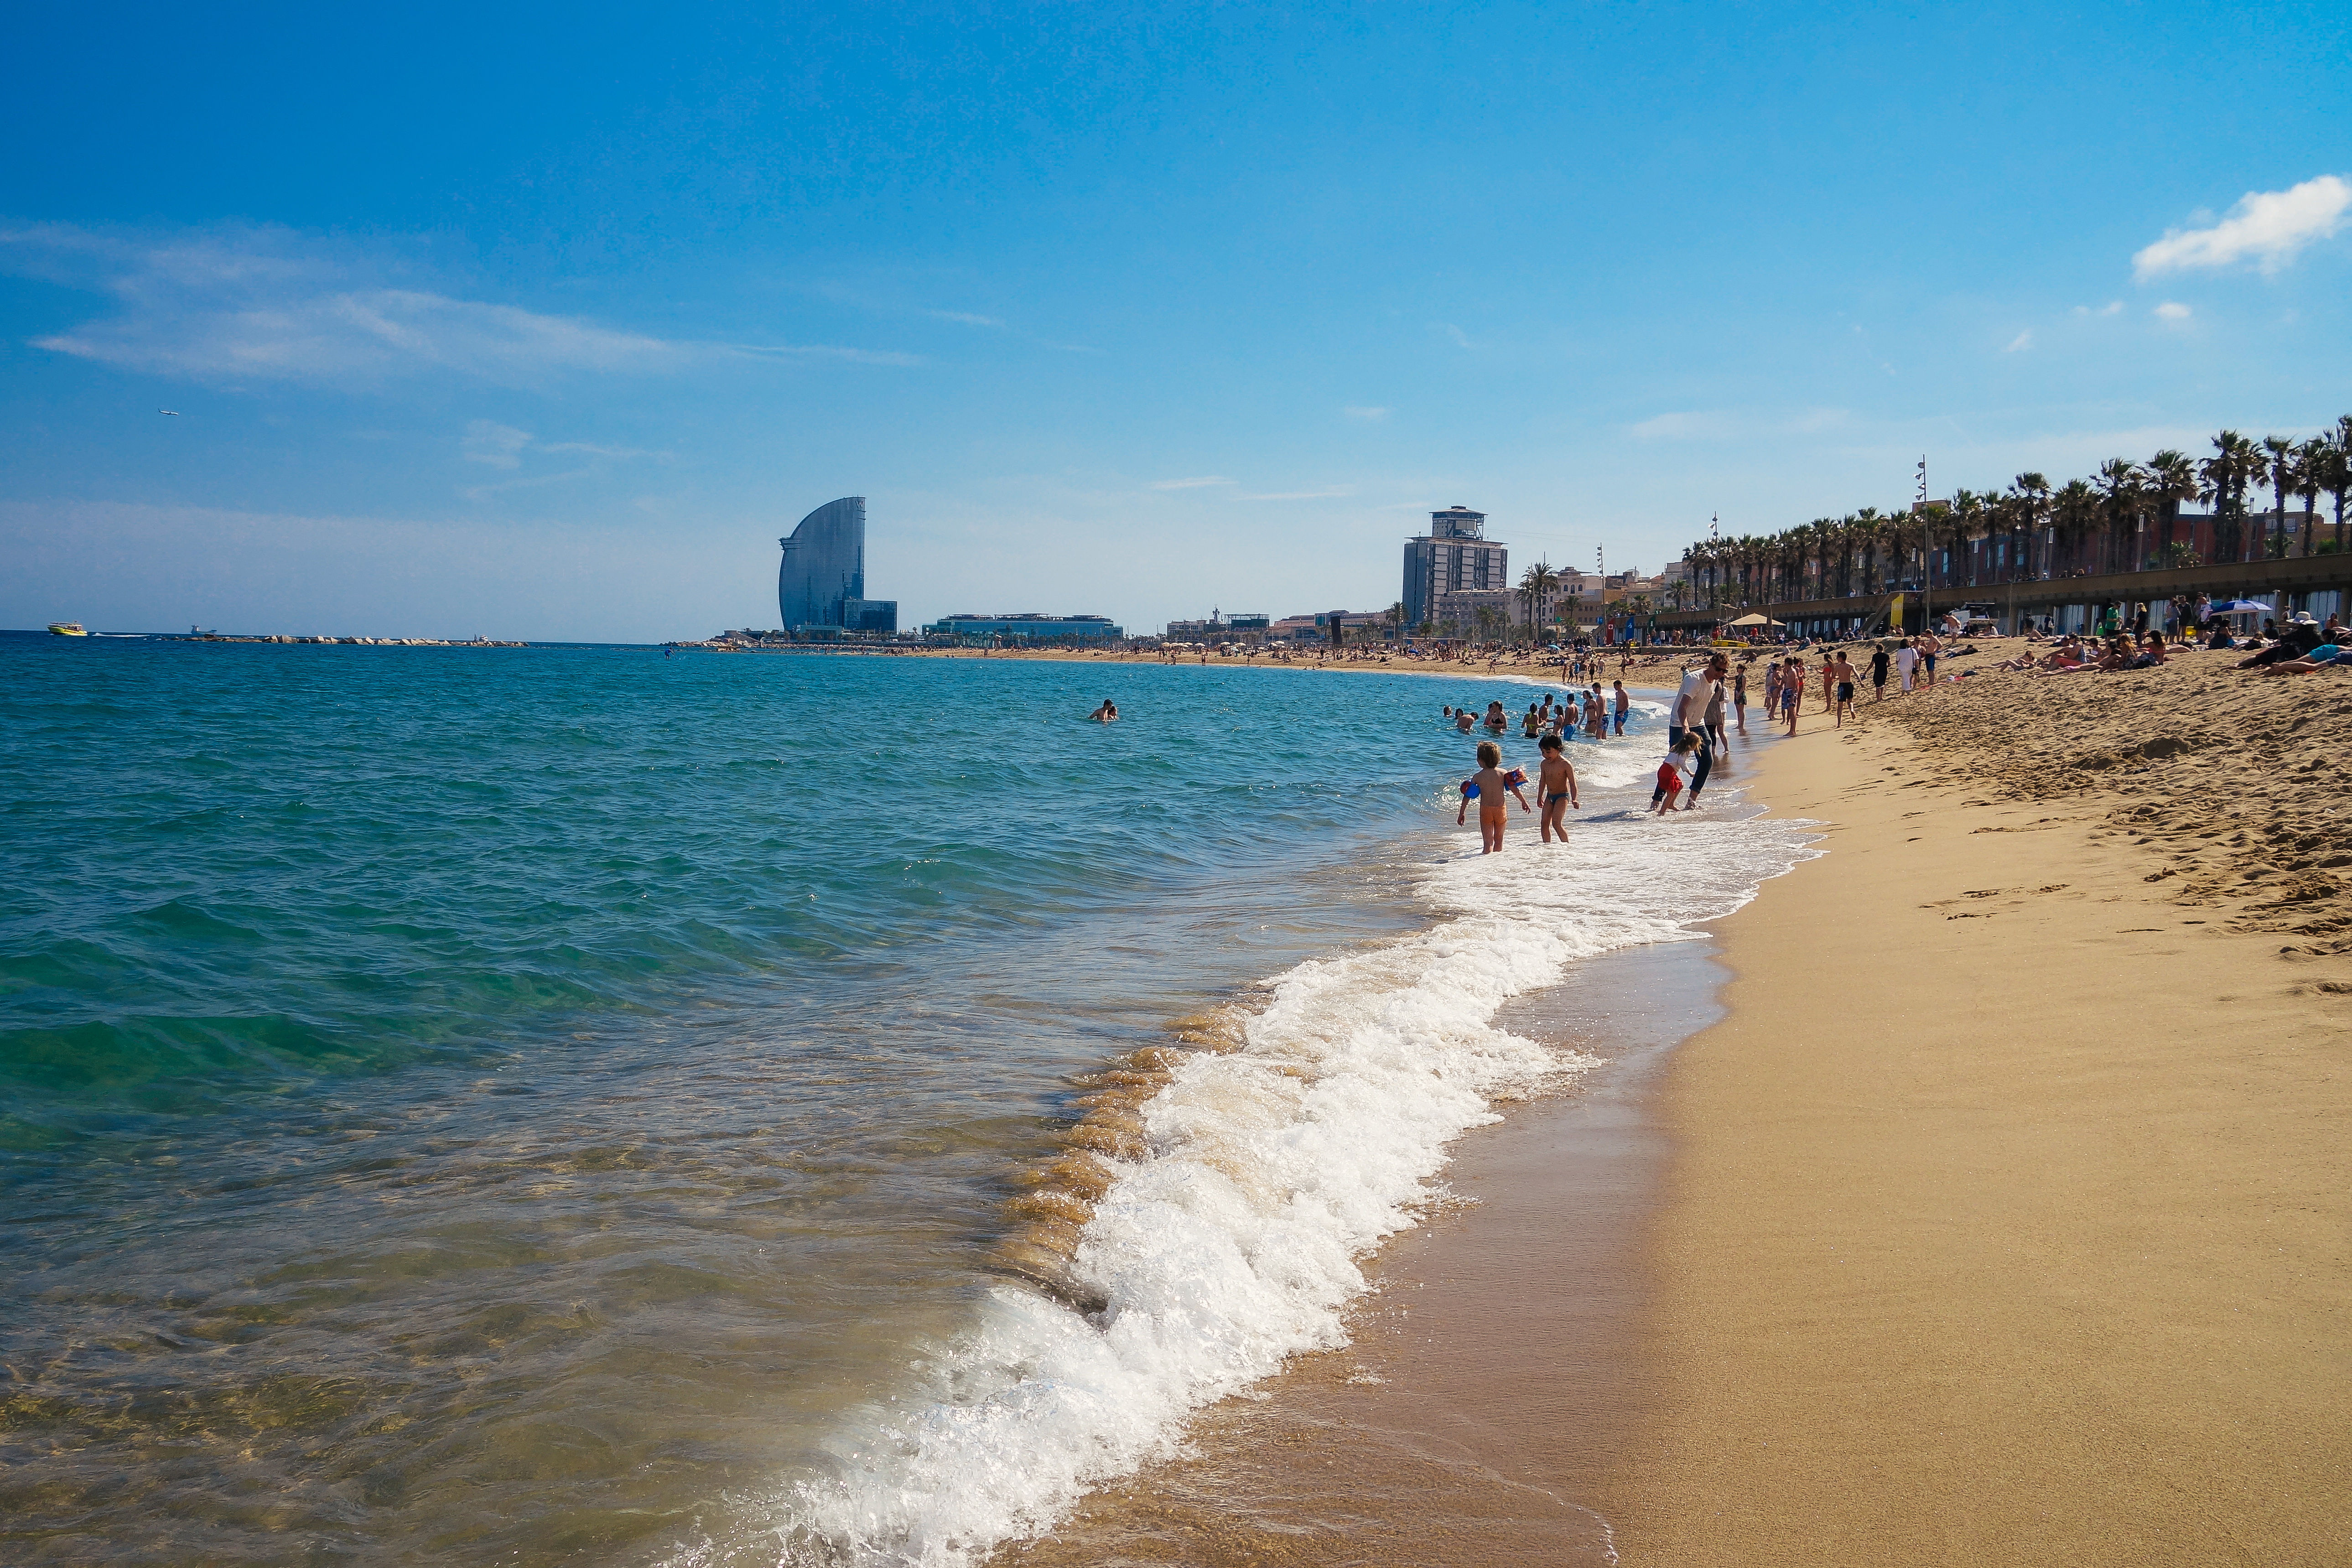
[1671,420,2352,612]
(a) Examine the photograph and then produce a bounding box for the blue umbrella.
[2212,599,2271,614]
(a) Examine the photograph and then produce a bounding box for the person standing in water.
[1456,739,1532,852]
[1536,732,1579,843]
[1088,699,1118,722]
[1612,680,1630,736]
[1780,656,1805,734]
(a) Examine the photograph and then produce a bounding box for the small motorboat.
[47,622,88,637]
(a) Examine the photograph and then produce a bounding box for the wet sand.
[1000,938,1725,1567]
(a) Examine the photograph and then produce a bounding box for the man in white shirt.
[1671,652,1729,806]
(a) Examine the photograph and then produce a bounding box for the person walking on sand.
[1457,739,1531,853]
[1894,637,1918,695]
[1869,641,1890,702]
[1827,649,1856,726]
[1536,732,1580,843]
[1780,656,1804,735]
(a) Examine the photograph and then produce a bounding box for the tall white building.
[1402,505,1509,628]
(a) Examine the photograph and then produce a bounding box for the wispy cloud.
[1150,475,1233,490]
[461,420,533,468]
[924,309,1004,328]
[2155,301,2192,322]
[2132,175,2351,277]
[456,419,664,497]
[1344,405,1390,421]
[1628,411,1721,440]
[459,467,598,502]
[1239,487,1352,501]
[0,221,915,385]
[2073,301,2125,317]
[2004,330,2034,353]
[727,341,921,366]
[1435,323,1476,349]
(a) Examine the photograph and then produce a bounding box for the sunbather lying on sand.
[2255,643,2348,676]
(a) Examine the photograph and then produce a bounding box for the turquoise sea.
[0,633,1815,1566]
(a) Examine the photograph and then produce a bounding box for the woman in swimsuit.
[1732,664,1749,734]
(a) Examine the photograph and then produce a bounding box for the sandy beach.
[991,647,2351,1566]
[1604,652,2352,1563]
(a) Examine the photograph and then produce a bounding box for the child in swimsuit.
[1456,739,1532,853]
[1537,733,1579,844]
[1651,734,1699,813]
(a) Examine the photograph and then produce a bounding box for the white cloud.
[727,341,922,367]
[2132,175,2352,277]
[2072,301,2126,317]
[2154,301,2192,322]
[2004,330,2034,353]
[1344,405,1390,421]
[461,420,532,468]
[0,221,914,385]
[1435,323,1476,349]
[460,467,597,503]
[924,309,1004,328]
[1149,475,1233,490]
[1628,411,1719,440]
[1239,487,1353,501]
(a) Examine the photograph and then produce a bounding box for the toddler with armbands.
[1456,739,1532,853]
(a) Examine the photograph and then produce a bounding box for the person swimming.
[1088,699,1118,722]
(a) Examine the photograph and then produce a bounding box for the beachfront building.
[1164,612,1270,644]
[1402,506,1509,629]
[779,497,898,635]
[925,613,1125,644]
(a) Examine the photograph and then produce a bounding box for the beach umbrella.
[2212,599,2270,614]
[1726,613,1778,627]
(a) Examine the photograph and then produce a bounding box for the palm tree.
[2202,431,2257,562]
[1386,600,1407,643]
[2052,480,2098,575]
[2261,434,2296,560]
[1518,561,1560,635]
[2010,474,2049,580]
[2291,440,2325,557]
[2095,459,2144,572]
[2142,451,2196,563]
[2326,417,2352,555]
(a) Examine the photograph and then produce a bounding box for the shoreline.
[1598,665,2352,1563]
[1001,936,1729,1567]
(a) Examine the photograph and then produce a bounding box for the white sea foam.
[690,755,1819,1568]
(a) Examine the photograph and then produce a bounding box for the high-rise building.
[778,497,897,633]
[1402,505,1508,629]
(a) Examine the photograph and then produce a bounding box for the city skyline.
[3,3,2347,641]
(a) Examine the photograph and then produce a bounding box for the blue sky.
[4,0,2347,639]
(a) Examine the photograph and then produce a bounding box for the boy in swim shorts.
[1536,732,1580,844]
[1780,657,1804,735]
[1456,738,1531,853]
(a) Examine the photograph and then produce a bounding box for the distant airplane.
[160,410,180,415]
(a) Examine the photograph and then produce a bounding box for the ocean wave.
[702,783,1822,1568]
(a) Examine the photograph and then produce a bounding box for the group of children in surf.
[1443,685,1630,743]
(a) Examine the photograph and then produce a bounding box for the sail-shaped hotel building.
[778,497,896,634]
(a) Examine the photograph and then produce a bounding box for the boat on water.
[47,622,88,637]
